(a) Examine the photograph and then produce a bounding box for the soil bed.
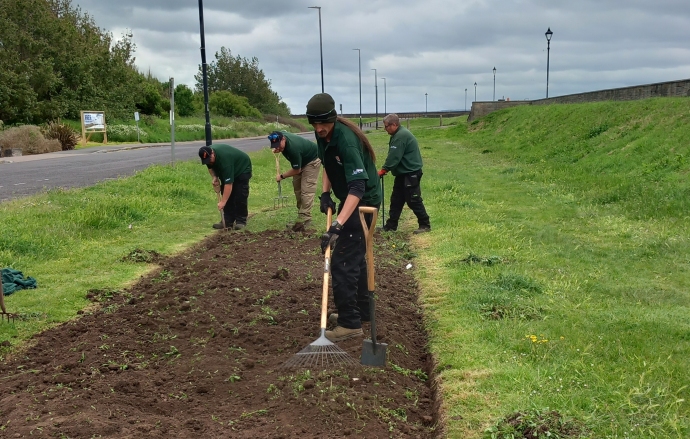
[0,229,439,438]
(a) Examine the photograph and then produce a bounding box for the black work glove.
[319,191,336,214]
[320,220,343,254]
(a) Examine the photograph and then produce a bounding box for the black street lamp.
[465,88,467,111]
[308,6,324,93]
[493,67,496,101]
[425,92,428,115]
[371,68,378,129]
[353,48,362,128]
[381,77,386,114]
[197,0,212,146]
[474,82,477,102]
[545,27,553,98]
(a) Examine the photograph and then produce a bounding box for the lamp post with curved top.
[545,27,553,98]
[493,67,496,101]
[372,68,378,129]
[353,48,362,128]
[308,6,324,92]
[474,82,477,102]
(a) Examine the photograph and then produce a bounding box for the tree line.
[0,0,290,126]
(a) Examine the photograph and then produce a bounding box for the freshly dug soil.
[0,229,439,438]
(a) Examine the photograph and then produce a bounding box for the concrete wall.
[468,78,690,122]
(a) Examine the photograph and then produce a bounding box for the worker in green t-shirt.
[268,130,321,230]
[306,92,381,343]
[199,144,252,230]
[378,113,431,234]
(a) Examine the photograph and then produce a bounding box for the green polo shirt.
[315,121,381,205]
[281,132,318,170]
[382,126,424,176]
[209,143,252,185]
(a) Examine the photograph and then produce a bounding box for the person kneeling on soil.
[199,144,252,230]
[306,92,381,342]
[268,130,321,230]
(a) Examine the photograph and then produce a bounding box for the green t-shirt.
[382,126,424,176]
[281,132,318,170]
[209,143,252,184]
[315,121,381,205]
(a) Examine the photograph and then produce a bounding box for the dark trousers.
[222,173,251,226]
[330,203,378,329]
[385,170,430,230]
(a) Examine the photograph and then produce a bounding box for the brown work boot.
[213,222,229,229]
[325,326,363,342]
[413,226,431,234]
[327,313,338,326]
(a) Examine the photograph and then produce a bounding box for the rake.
[1,281,16,323]
[281,207,358,369]
[273,153,289,209]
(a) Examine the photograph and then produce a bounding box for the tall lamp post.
[353,49,362,128]
[197,0,212,146]
[464,88,467,111]
[371,68,378,129]
[425,92,428,115]
[381,77,387,114]
[308,6,324,92]
[492,67,496,101]
[545,27,553,98]
[474,82,477,102]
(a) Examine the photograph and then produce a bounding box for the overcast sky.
[74,0,690,114]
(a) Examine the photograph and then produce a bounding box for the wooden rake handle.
[358,206,379,291]
[320,208,333,329]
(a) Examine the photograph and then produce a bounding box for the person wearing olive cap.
[306,92,381,342]
[198,144,252,230]
[268,130,321,230]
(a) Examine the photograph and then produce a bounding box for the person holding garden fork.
[268,130,321,230]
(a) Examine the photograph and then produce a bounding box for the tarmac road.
[0,133,317,202]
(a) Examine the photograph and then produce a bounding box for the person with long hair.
[306,93,381,342]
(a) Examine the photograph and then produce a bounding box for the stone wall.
[468,78,690,122]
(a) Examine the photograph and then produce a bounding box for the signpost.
[170,77,176,166]
[80,111,107,146]
[134,111,140,143]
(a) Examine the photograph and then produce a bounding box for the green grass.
[1,102,689,438]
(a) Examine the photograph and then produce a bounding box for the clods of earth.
[0,229,441,438]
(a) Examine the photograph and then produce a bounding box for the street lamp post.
[371,68,378,129]
[545,27,553,98]
[381,77,386,114]
[308,6,324,92]
[197,0,212,146]
[425,92,428,115]
[465,88,467,111]
[353,49,362,128]
[493,67,496,101]
[474,82,477,102]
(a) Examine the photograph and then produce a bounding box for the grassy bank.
[387,98,688,438]
[1,99,688,438]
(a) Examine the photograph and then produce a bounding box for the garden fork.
[0,281,17,323]
[273,153,289,209]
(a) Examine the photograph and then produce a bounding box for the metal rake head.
[280,334,359,370]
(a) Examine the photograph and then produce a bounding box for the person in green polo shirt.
[268,130,321,230]
[199,144,252,230]
[378,113,431,233]
[306,92,381,342]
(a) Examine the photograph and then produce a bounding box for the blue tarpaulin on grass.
[2,268,37,296]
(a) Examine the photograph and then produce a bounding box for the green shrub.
[209,91,262,119]
[0,125,61,155]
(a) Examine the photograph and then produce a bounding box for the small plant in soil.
[484,408,587,439]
